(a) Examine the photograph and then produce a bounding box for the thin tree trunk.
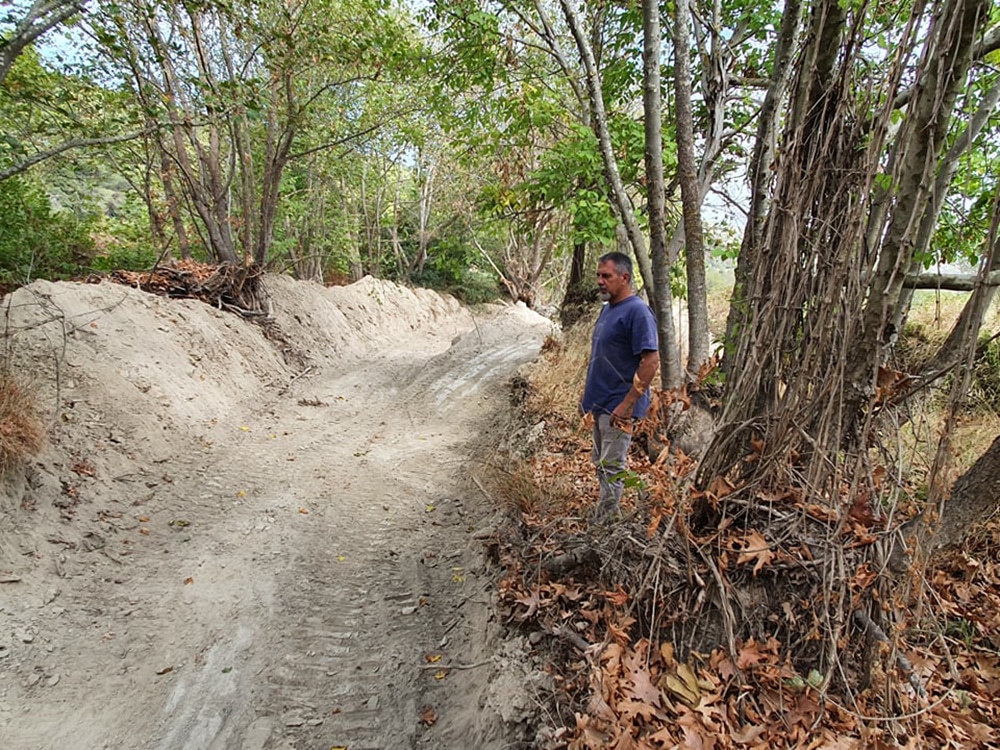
[893,74,1000,331]
[220,30,255,259]
[850,0,990,414]
[671,0,710,376]
[559,0,654,295]
[726,0,802,360]
[642,0,680,388]
[257,71,296,265]
[159,147,190,258]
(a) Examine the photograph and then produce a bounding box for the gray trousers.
[591,413,633,521]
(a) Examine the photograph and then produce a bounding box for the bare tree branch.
[904,269,1000,291]
[0,0,88,85]
[0,129,151,181]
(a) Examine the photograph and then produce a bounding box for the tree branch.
[287,121,385,161]
[903,269,1000,291]
[0,0,88,85]
[0,129,152,182]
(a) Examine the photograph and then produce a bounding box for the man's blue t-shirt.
[582,295,658,419]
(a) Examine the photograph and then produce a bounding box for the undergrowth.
[483,309,1000,749]
[0,369,45,475]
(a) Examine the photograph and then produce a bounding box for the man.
[579,252,659,523]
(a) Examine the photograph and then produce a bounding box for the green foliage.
[0,176,94,290]
[928,153,998,270]
[412,236,501,304]
[89,192,160,272]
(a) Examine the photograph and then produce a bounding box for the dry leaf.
[736,530,775,575]
[664,669,701,708]
[602,588,630,607]
[514,588,543,619]
[736,640,767,670]
[732,723,766,744]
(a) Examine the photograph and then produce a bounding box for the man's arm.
[611,350,659,426]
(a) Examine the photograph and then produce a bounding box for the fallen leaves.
[734,530,774,575]
[492,368,1000,750]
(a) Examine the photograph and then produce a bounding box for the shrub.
[0,372,45,474]
[0,176,95,291]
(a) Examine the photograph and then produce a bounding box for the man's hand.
[610,350,658,431]
[610,398,635,431]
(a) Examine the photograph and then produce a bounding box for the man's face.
[597,260,629,303]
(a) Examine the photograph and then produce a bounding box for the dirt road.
[0,276,551,749]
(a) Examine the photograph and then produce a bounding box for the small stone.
[45,673,60,687]
[16,628,35,644]
[400,606,418,616]
[528,631,545,646]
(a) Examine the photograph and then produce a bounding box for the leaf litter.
[488,342,1000,749]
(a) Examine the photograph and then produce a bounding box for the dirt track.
[0,276,552,749]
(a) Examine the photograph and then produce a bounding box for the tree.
[669,0,710,378]
[0,0,87,86]
[692,0,1000,696]
[642,0,681,386]
[89,0,418,266]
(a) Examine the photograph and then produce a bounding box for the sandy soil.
[0,275,553,750]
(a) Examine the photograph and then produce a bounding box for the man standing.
[580,252,659,523]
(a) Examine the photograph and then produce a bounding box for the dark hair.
[598,251,633,279]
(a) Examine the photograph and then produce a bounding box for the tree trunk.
[142,4,236,263]
[158,149,190,259]
[893,75,1000,333]
[671,0,710,377]
[221,29,256,260]
[725,0,802,364]
[849,0,990,420]
[643,0,680,389]
[256,70,296,266]
[559,240,592,329]
[559,0,654,294]
[936,435,1000,548]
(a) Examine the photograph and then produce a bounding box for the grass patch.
[0,372,45,474]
